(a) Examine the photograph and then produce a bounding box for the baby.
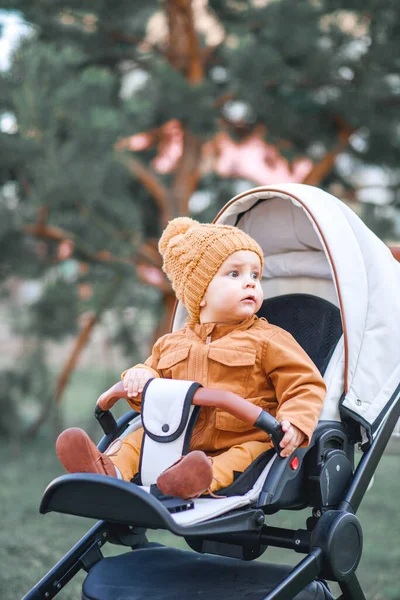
[57,218,326,498]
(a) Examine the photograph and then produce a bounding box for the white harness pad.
[139,378,201,486]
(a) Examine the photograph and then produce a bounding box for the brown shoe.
[56,427,117,477]
[156,451,213,500]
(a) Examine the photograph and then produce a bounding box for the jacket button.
[162,424,170,432]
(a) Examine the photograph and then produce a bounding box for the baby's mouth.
[242,295,256,303]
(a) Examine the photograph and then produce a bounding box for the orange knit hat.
[159,217,264,322]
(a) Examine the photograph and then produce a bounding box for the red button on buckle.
[290,456,299,470]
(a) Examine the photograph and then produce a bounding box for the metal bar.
[97,410,139,452]
[259,526,311,554]
[338,573,367,600]
[340,391,400,514]
[261,548,323,600]
[22,521,108,600]
[186,525,311,556]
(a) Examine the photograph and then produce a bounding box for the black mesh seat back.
[257,294,343,375]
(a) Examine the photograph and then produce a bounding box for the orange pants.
[109,427,269,492]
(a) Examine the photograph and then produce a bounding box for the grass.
[1,368,399,600]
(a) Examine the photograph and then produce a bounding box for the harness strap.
[139,378,202,486]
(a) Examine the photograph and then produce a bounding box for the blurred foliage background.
[0,1,399,598]
[1,0,400,437]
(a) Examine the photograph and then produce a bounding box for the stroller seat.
[38,382,281,535]
[258,293,343,377]
[25,183,400,600]
[40,291,343,532]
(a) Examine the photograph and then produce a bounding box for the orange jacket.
[126,315,326,454]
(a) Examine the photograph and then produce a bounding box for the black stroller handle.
[192,387,285,454]
[95,380,285,454]
[94,404,118,435]
[254,410,285,454]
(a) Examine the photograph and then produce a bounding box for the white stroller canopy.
[210,184,400,438]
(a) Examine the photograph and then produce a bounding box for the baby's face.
[199,250,263,323]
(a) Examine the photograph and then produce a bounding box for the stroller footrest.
[40,473,264,536]
[149,484,195,513]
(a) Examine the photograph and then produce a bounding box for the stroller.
[24,184,400,600]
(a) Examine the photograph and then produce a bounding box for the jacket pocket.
[157,346,190,379]
[208,346,257,432]
[215,407,256,433]
[207,346,256,369]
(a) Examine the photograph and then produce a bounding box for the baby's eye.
[228,270,239,277]
[251,272,260,280]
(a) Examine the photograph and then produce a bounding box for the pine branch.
[214,92,235,109]
[302,119,354,186]
[109,30,166,59]
[23,276,122,437]
[55,275,122,404]
[172,127,203,215]
[115,152,171,225]
[24,221,161,269]
[76,202,136,243]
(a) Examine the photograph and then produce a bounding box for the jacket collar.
[186,314,258,342]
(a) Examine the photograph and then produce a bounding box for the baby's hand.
[123,368,153,398]
[279,421,305,458]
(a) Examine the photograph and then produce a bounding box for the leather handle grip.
[95,381,284,450]
[96,381,126,411]
[192,387,263,425]
[96,382,264,424]
[193,387,284,452]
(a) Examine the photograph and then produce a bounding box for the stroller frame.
[24,387,400,600]
[24,184,400,600]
